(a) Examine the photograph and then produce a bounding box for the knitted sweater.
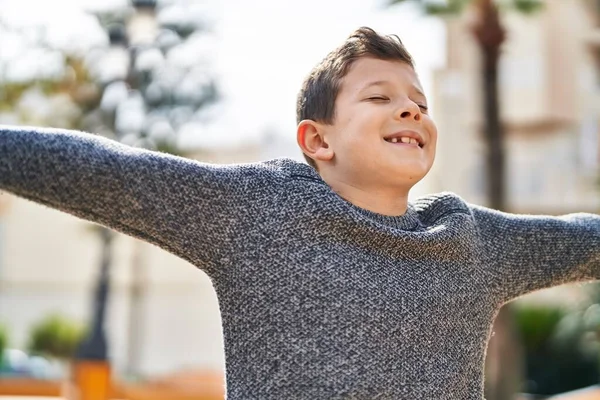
[1,126,599,400]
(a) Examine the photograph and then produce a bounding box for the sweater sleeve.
[469,204,600,303]
[0,125,276,272]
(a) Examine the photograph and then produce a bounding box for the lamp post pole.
[75,228,113,362]
[73,19,130,367]
[66,226,113,400]
[124,0,157,378]
[66,3,158,397]
[65,16,131,400]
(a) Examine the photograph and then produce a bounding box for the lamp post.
[67,227,113,400]
[124,0,158,378]
[128,0,158,47]
[75,228,113,362]
[74,21,130,366]
[73,1,159,384]
[66,18,131,400]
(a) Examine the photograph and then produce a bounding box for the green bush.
[515,304,600,395]
[0,324,7,368]
[515,305,565,352]
[27,314,86,360]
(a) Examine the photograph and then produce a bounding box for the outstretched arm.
[0,125,279,272]
[470,204,600,304]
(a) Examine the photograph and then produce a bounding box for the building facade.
[430,1,600,306]
[431,0,600,215]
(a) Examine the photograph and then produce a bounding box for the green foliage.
[388,0,470,15]
[510,0,544,15]
[515,304,600,395]
[0,55,101,130]
[388,0,543,16]
[515,305,564,352]
[27,314,86,360]
[0,324,7,365]
[1,2,219,155]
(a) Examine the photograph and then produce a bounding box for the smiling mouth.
[384,137,423,148]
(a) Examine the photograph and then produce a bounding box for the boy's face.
[316,57,437,189]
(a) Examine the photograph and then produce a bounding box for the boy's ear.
[297,120,334,163]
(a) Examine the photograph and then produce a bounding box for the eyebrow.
[360,80,427,99]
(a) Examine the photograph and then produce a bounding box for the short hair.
[296,27,415,169]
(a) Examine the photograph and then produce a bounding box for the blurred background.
[0,0,599,399]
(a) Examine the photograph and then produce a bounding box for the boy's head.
[296,27,437,191]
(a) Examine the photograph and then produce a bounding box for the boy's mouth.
[383,131,424,148]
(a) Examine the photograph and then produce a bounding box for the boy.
[1,27,599,399]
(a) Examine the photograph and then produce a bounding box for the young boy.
[1,27,599,399]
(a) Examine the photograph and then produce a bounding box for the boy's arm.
[0,125,271,271]
[470,204,600,304]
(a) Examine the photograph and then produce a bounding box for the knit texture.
[1,126,599,399]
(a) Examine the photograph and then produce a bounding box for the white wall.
[0,194,226,376]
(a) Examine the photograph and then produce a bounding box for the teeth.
[386,136,421,146]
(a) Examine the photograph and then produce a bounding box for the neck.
[319,172,410,217]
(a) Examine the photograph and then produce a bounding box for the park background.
[0,0,600,399]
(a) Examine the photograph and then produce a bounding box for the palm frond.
[387,0,470,15]
[507,0,544,14]
[389,0,543,15]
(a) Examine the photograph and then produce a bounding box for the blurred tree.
[0,0,219,152]
[27,314,86,361]
[85,1,220,376]
[0,323,7,369]
[0,0,220,377]
[515,304,600,395]
[86,0,220,154]
[386,1,544,399]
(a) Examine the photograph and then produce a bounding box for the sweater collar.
[285,159,421,231]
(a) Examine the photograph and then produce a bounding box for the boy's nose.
[396,102,421,122]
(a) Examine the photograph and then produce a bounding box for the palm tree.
[387,0,543,399]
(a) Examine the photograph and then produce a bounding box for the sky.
[0,0,445,149]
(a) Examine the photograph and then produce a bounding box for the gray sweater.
[1,125,599,399]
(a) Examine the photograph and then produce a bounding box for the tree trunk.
[471,1,524,399]
[480,32,505,212]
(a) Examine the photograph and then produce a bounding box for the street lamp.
[68,7,152,397]
[99,24,130,134]
[76,0,159,362]
[123,0,159,378]
[74,22,130,366]
[67,227,113,400]
[129,0,158,47]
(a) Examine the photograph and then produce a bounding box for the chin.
[378,172,424,188]
[387,163,429,182]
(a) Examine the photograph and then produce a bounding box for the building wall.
[431,1,600,306]
[432,0,600,213]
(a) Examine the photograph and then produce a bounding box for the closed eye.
[418,104,429,112]
[367,96,389,101]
